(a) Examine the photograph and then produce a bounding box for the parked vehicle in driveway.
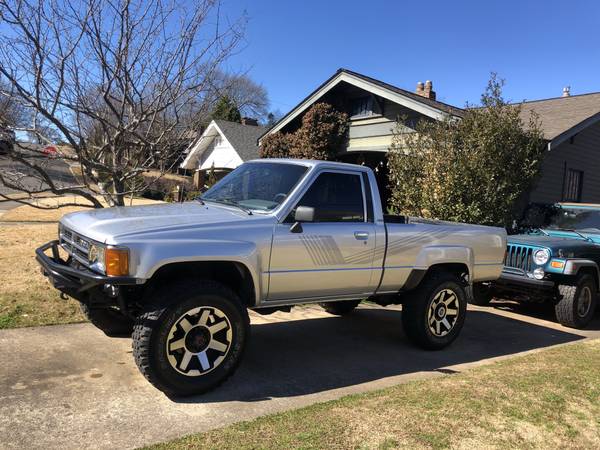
[473,203,600,329]
[37,159,507,396]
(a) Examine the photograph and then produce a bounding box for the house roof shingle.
[214,119,267,161]
[517,92,600,141]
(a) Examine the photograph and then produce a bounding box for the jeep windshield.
[200,162,308,211]
[545,206,600,233]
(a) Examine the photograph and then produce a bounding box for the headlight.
[89,244,105,272]
[533,268,545,279]
[533,248,550,265]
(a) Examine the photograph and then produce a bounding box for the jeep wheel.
[132,280,250,396]
[555,274,598,329]
[319,300,361,315]
[402,271,468,350]
[80,304,134,337]
[469,282,493,306]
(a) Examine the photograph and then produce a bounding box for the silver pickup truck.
[37,159,506,396]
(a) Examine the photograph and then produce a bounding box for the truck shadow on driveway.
[176,307,595,404]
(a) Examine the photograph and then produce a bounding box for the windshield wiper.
[564,229,591,241]
[535,228,550,236]
[561,229,593,242]
[201,198,252,215]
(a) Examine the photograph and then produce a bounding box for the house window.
[563,169,583,202]
[214,135,223,146]
[351,96,373,117]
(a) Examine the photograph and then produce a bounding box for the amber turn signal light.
[550,260,565,269]
[105,248,129,276]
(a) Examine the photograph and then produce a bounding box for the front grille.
[503,245,535,272]
[59,226,91,266]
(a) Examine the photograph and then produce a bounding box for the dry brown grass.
[0,197,161,328]
[0,223,84,328]
[1,195,160,222]
[147,339,600,450]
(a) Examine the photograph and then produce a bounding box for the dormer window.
[351,96,374,118]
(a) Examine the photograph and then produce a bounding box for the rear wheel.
[402,272,468,350]
[319,300,361,315]
[80,304,134,337]
[555,274,597,329]
[132,280,250,396]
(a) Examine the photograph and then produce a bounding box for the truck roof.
[246,158,371,172]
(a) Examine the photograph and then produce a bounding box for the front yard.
[148,338,600,449]
[0,197,158,328]
[0,221,84,328]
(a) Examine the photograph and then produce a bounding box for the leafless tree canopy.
[213,71,269,120]
[0,0,246,207]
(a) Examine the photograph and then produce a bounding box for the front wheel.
[402,272,468,350]
[555,274,598,329]
[132,280,250,396]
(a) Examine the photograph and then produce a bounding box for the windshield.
[545,207,600,233]
[200,162,308,211]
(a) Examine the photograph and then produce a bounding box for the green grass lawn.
[146,339,600,449]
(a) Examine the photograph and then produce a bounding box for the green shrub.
[387,74,544,227]
[260,103,348,160]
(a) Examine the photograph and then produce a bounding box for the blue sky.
[219,0,600,114]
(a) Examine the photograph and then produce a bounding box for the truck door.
[267,170,377,301]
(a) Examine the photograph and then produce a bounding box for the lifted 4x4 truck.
[37,160,506,396]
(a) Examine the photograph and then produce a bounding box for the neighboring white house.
[180,119,266,183]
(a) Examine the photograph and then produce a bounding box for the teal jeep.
[472,203,600,329]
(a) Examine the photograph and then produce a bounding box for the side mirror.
[294,206,315,222]
[290,206,315,233]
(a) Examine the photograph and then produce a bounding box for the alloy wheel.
[166,306,233,376]
[428,288,460,337]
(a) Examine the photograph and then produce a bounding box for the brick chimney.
[416,81,424,96]
[562,86,571,97]
[241,117,258,126]
[416,80,436,100]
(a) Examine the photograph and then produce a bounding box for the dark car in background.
[471,203,600,329]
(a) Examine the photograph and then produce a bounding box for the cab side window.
[297,172,364,222]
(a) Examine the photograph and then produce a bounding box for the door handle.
[354,231,369,240]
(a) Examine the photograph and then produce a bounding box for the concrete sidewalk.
[1,304,599,450]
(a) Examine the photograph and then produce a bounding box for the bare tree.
[0,81,28,128]
[0,0,246,207]
[214,72,269,120]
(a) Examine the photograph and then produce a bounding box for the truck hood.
[60,201,259,243]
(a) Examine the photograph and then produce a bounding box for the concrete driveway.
[1,303,599,449]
